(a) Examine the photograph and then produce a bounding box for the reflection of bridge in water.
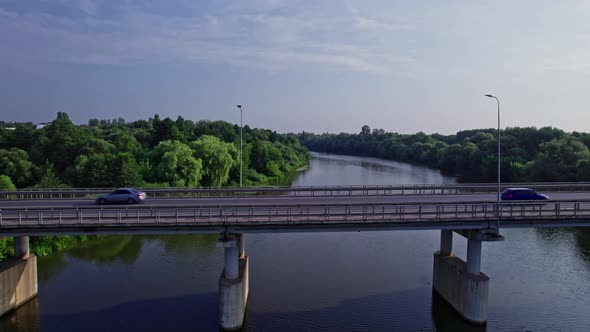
[2,183,590,330]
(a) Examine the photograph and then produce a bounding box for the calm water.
[4,153,590,331]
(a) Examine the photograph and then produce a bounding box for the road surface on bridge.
[1,191,589,209]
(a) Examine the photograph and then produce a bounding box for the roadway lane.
[1,191,590,209]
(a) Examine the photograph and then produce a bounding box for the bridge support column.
[440,230,453,256]
[0,237,38,317]
[217,234,249,331]
[433,230,502,325]
[15,236,30,259]
[466,239,482,275]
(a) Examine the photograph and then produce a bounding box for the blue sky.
[1,1,589,134]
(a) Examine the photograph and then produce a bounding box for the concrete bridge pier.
[217,233,249,331]
[433,230,503,325]
[0,236,38,317]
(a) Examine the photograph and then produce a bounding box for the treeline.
[0,113,310,189]
[299,125,590,182]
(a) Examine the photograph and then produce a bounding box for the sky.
[1,0,589,135]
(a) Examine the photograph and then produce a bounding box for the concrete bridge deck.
[1,197,589,236]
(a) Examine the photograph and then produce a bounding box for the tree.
[190,135,236,187]
[152,115,182,146]
[111,152,142,187]
[577,158,590,181]
[0,175,16,190]
[251,140,284,176]
[361,125,371,136]
[0,148,35,188]
[36,162,63,188]
[152,140,203,187]
[45,112,88,174]
[526,138,590,181]
[73,154,114,187]
[107,130,143,158]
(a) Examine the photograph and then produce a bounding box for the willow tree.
[190,135,236,187]
[152,140,203,187]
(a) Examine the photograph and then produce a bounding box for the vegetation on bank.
[299,125,590,182]
[0,236,95,261]
[0,113,310,259]
[0,113,309,189]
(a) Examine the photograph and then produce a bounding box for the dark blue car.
[501,188,549,201]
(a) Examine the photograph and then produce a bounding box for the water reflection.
[156,234,218,256]
[574,228,590,263]
[533,227,571,240]
[244,288,440,331]
[37,235,219,282]
[0,297,40,332]
[533,227,590,266]
[37,236,144,282]
[39,293,219,332]
[68,236,143,264]
[294,152,455,186]
[431,292,486,332]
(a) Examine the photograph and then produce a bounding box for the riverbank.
[0,236,97,260]
[0,158,310,261]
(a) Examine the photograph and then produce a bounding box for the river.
[3,152,590,331]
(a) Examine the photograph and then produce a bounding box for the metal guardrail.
[2,200,590,235]
[1,182,590,200]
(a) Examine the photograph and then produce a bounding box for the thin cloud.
[0,1,415,73]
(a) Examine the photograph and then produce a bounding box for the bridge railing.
[2,200,590,231]
[1,182,590,200]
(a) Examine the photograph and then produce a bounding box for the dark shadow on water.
[431,291,486,332]
[5,287,487,332]
[39,292,219,332]
[574,228,590,263]
[0,296,40,332]
[38,234,219,282]
[242,287,476,332]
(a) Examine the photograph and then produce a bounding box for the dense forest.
[0,112,309,189]
[299,125,590,182]
[0,113,309,259]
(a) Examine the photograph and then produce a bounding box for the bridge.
[1,183,590,330]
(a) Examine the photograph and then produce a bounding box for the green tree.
[152,140,203,187]
[0,148,35,188]
[190,135,236,187]
[45,112,89,175]
[73,153,114,187]
[36,162,64,188]
[0,175,16,190]
[527,138,590,181]
[111,152,142,187]
[251,140,284,176]
[577,158,590,181]
[152,115,182,146]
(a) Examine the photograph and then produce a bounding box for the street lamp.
[236,105,243,188]
[485,94,500,232]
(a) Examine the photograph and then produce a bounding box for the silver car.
[96,188,146,205]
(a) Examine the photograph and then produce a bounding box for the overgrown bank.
[0,236,97,261]
[0,113,310,259]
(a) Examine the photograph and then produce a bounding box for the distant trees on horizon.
[298,125,590,182]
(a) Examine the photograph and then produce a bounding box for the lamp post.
[236,105,243,188]
[485,94,500,232]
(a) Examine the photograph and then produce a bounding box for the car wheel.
[98,198,106,205]
[127,198,135,204]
